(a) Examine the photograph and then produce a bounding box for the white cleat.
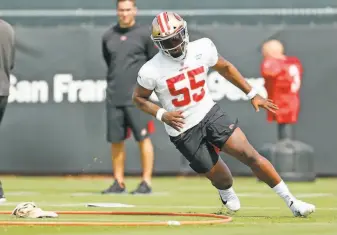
[224,199,241,212]
[219,192,241,212]
[289,200,315,217]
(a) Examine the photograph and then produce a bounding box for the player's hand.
[162,111,185,131]
[251,94,279,113]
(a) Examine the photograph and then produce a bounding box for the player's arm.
[101,38,110,67]
[132,84,161,117]
[133,73,184,131]
[202,38,254,97]
[212,55,278,113]
[10,30,15,70]
[11,47,15,70]
[212,56,252,95]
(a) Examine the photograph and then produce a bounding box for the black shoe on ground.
[130,181,152,195]
[101,180,127,194]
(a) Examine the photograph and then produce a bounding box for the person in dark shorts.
[0,19,15,203]
[101,0,158,194]
[169,104,238,175]
[133,11,315,217]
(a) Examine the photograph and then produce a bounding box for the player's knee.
[138,137,152,145]
[111,142,125,153]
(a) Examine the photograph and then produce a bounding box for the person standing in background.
[101,0,158,194]
[0,19,16,203]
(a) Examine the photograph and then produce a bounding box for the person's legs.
[111,142,126,185]
[200,142,241,212]
[102,106,128,194]
[204,155,233,190]
[169,115,240,212]
[222,127,281,187]
[125,106,154,194]
[138,137,154,185]
[0,181,5,203]
[221,127,315,217]
[0,96,8,202]
[205,160,240,211]
[205,104,314,217]
[182,140,240,212]
[0,96,8,124]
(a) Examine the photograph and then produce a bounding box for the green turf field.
[0,176,336,235]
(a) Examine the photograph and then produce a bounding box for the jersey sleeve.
[201,38,219,67]
[137,63,157,90]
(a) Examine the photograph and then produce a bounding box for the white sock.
[272,180,296,205]
[218,187,237,201]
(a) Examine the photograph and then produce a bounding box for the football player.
[132,12,315,217]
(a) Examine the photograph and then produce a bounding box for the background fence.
[0,1,336,176]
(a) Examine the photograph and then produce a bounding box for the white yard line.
[71,192,170,197]
[0,202,135,208]
[4,191,170,197]
[86,203,135,208]
[173,192,335,198]
[4,190,334,198]
[0,202,86,207]
[5,191,41,196]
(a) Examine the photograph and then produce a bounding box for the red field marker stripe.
[0,211,232,226]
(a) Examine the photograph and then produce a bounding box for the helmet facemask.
[152,23,189,61]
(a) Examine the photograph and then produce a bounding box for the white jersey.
[137,38,218,136]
